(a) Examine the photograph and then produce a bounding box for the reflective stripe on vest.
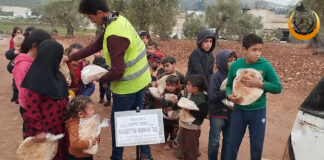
[124,49,146,69]
[119,62,149,81]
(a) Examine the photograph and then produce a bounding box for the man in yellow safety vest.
[64,0,152,159]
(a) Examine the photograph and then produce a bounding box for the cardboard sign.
[115,109,165,147]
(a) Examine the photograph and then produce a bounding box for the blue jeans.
[225,108,266,160]
[208,117,230,160]
[110,88,152,160]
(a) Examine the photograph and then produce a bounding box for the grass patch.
[0,23,96,36]
[0,18,41,24]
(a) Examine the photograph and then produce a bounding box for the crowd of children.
[5,23,281,160]
[139,30,281,160]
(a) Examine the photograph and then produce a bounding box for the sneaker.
[139,153,153,160]
[162,142,170,150]
[104,101,111,107]
[173,146,182,159]
[99,99,104,104]
[169,141,177,149]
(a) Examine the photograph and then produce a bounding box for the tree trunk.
[66,23,74,38]
[214,28,220,41]
[309,34,322,48]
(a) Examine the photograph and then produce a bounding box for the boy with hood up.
[186,28,215,91]
[208,49,237,160]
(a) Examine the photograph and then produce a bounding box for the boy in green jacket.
[225,34,282,160]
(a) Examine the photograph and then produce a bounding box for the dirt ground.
[0,34,323,160]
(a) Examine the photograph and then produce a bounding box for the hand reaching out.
[35,132,46,143]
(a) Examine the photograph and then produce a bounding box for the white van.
[283,77,324,160]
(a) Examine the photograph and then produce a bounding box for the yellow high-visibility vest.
[103,15,151,94]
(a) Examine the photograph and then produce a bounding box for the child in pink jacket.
[12,29,51,138]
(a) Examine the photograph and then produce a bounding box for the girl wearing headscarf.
[21,39,69,160]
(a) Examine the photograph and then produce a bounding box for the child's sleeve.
[172,92,182,110]
[160,95,173,108]
[23,90,44,135]
[68,123,90,150]
[177,72,186,89]
[7,61,14,73]
[190,102,208,120]
[226,66,235,95]
[208,74,226,104]
[5,49,15,61]
[262,63,282,94]
[81,82,95,96]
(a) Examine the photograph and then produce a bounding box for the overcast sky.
[266,0,300,6]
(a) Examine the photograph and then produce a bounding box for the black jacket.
[208,49,235,118]
[5,48,17,61]
[5,49,17,73]
[189,93,208,126]
[186,29,215,90]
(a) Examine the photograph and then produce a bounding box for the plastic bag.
[177,97,199,111]
[79,115,109,155]
[157,75,169,94]
[17,133,64,160]
[148,87,161,99]
[179,110,196,124]
[81,65,108,84]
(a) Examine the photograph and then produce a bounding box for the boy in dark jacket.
[208,50,237,160]
[93,52,111,106]
[178,75,208,160]
[186,28,215,90]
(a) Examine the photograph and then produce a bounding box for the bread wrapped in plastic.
[59,62,70,80]
[79,115,109,155]
[164,93,178,102]
[177,97,199,111]
[233,68,264,106]
[79,115,100,154]
[17,133,64,160]
[81,65,108,84]
[148,87,161,99]
[220,78,228,91]
[167,110,180,119]
[157,75,169,94]
[180,110,196,124]
[219,78,234,108]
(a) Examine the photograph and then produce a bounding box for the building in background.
[0,6,32,18]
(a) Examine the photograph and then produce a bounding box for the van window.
[300,77,324,118]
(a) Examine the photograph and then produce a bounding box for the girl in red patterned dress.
[21,39,69,160]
